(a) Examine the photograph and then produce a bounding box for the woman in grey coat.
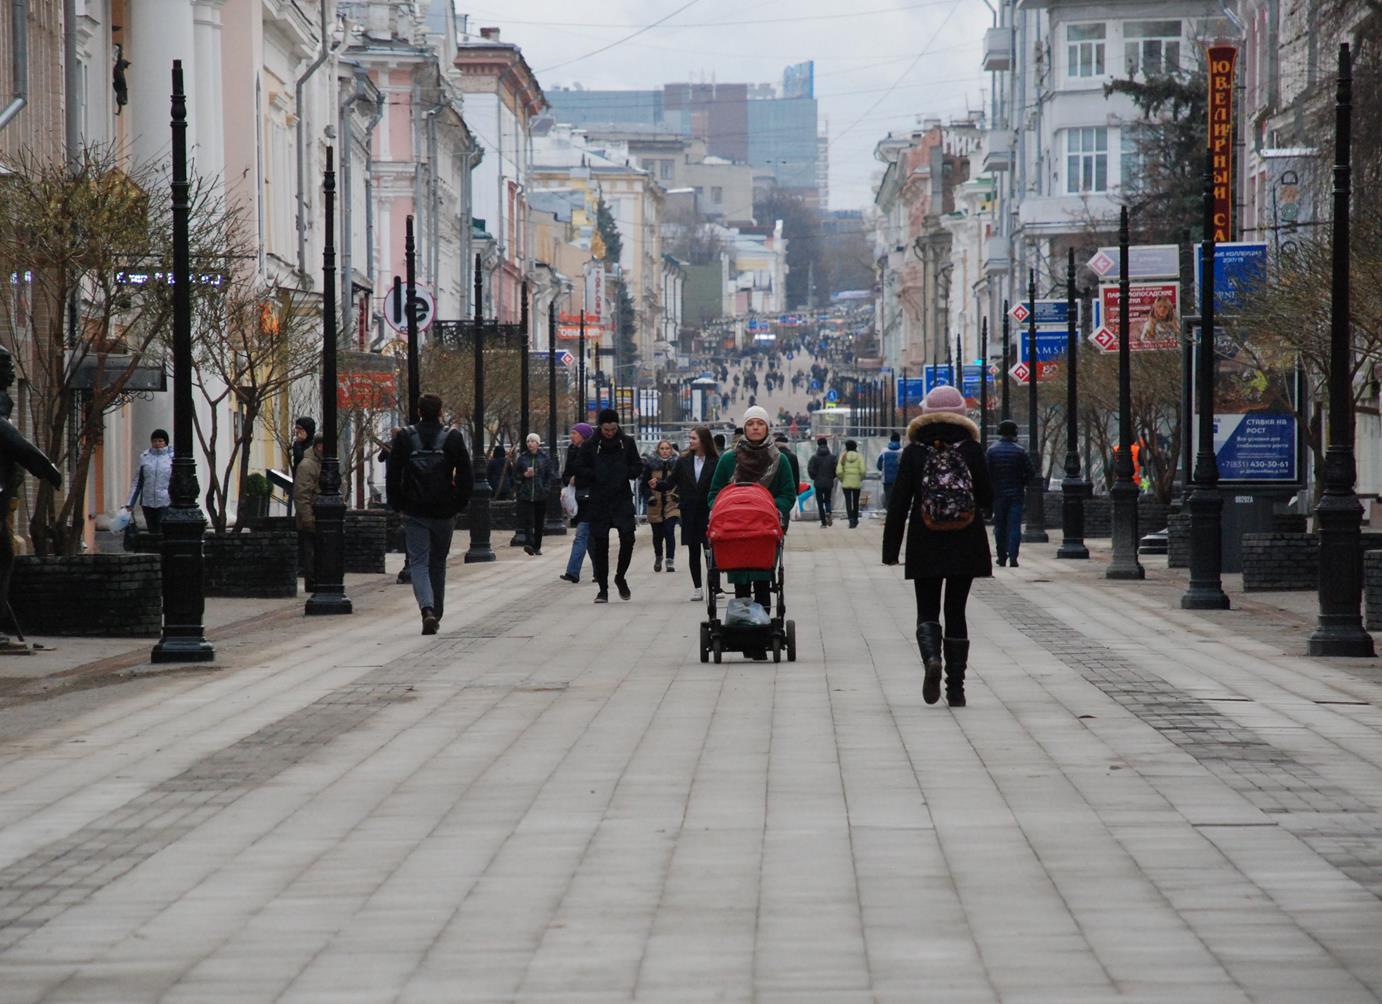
[515,433,554,556]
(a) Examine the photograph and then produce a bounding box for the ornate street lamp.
[1001,300,1011,422]
[1022,269,1049,544]
[152,60,214,662]
[1107,207,1145,580]
[1308,44,1373,656]
[405,217,419,423]
[1058,248,1089,559]
[465,254,496,563]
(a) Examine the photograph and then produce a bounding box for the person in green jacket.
[836,438,866,528]
[707,405,796,660]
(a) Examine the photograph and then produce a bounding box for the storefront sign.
[1092,283,1181,352]
[1207,45,1238,243]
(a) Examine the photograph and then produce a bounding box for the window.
[1067,23,1106,78]
[711,186,723,203]
[1066,127,1109,193]
[1119,126,1144,188]
[1124,20,1181,76]
[660,159,673,180]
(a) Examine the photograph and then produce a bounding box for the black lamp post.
[1308,44,1373,656]
[1182,149,1230,608]
[1023,269,1049,544]
[405,217,419,424]
[152,60,214,662]
[577,310,587,423]
[306,145,353,615]
[1107,206,1145,580]
[953,333,961,389]
[1058,248,1089,560]
[511,281,531,549]
[465,253,496,563]
[979,316,989,453]
[545,299,566,537]
[1001,300,1011,422]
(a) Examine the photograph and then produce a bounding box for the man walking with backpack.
[385,394,473,634]
[986,419,1035,567]
[573,408,641,603]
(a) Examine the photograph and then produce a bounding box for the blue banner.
[1214,412,1297,482]
[896,377,927,407]
[1017,329,1072,362]
[1194,242,1269,313]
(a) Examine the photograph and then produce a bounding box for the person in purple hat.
[882,384,993,708]
[559,422,594,584]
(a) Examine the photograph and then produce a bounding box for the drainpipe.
[338,63,371,336]
[294,0,330,281]
[426,106,440,295]
[363,89,384,349]
[63,0,80,157]
[0,0,29,132]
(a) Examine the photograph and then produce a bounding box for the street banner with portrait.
[1091,282,1181,353]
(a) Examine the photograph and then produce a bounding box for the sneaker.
[594,590,609,604]
[654,557,662,572]
[615,577,632,601]
[421,608,439,635]
[1010,558,1019,568]
[559,573,579,584]
[997,556,1007,567]
[524,545,536,556]
[690,588,703,601]
[666,563,675,574]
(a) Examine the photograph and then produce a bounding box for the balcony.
[982,27,1012,72]
[982,131,1012,173]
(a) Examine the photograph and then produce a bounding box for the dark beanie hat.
[295,416,316,439]
[151,428,170,442]
[817,436,828,446]
[597,408,619,425]
[890,431,901,442]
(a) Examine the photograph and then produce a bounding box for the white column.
[192,0,226,187]
[127,0,198,166]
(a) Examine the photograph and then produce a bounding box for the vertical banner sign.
[1207,45,1238,243]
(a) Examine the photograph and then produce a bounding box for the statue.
[0,346,63,652]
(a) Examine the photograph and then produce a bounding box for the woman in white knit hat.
[705,406,797,660]
[881,384,993,707]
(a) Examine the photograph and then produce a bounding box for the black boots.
[943,637,969,707]
[916,622,943,705]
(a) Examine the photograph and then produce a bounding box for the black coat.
[807,446,837,488]
[562,444,589,524]
[673,451,718,547]
[572,430,642,527]
[986,437,1034,499]
[384,421,473,520]
[883,413,993,580]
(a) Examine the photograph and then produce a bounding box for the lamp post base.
[305,593,354,616]
[1021,478,1049,544]
[1181,483,1230,609]
[152,503,215,663]
[465,478,497,564]
[1107,482,1145,580]
[1307,488,1375,657]
[1057,477,1089,559]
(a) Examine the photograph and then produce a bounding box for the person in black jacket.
[986,419,1035,567]
[573,408,641,603]
[806,437,837,526]
[673,425,719,601]
[559,422,594,584]
[882,385,993,708]
[385,393,473,634]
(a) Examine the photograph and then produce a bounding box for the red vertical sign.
[1207,45,1238,243]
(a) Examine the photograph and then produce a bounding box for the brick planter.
[1168,513,1190,568]
[455,500,518,531]
[344,510,388,574]
[1241,532,1318,591]
[1138,498,1170,533]
[1083,497,1112,538]
[1366,551,1382,631]
[1043,492,1062,529]
[203,531,297,598]
[10,553,162,637]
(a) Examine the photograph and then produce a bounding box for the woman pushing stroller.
[706,406,798,661]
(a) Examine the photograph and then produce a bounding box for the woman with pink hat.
[882,384,993,707]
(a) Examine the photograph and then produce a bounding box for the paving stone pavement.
[0,524,1381,1002]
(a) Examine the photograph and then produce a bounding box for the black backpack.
[401,426,454,509]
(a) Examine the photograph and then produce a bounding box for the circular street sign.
[385,287,435,334]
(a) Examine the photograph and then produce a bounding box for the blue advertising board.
[961,365,991,399]
[1017,329,1072,362]
[896,377,927,407]
[1192,335,1301,484]
[1012,299,1080,328]
[1194,241,1269,313]
[918,365,990,398]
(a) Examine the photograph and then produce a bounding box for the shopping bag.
[560,483,579,518]
[725,598,770,627]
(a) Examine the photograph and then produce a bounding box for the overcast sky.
[459,0,993,211]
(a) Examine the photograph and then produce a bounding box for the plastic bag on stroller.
[725,598,771,627]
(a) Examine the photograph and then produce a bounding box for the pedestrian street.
[2,526,1382,1003]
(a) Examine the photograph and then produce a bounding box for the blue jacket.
[876,441,902,484]
[986,438,1034,498]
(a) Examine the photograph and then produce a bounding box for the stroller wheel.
[712,639,723,664]
[772,637,782,663]
[786,620,797,662]
[699,623,710,664]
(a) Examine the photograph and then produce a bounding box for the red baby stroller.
[699,482,797,664]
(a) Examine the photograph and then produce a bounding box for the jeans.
[518,498,547,552]
[914,576,973,638]
[652,518,679,561]
[842,488,861,526]
[992,495,1024,561]
[815,485,832,524]
[403,513,455,617]
[686,540,704,588]
[565,521,590,580]
[590,518,635,589]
